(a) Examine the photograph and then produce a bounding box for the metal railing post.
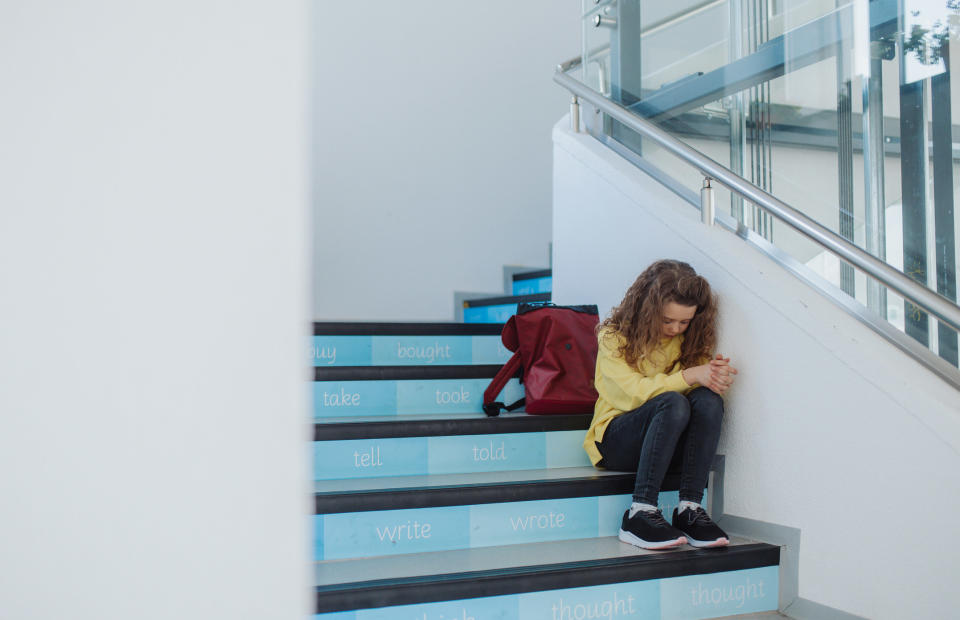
[570,96,581,133]
[701,177,715,226]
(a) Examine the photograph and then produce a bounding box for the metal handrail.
[554,62,960,334]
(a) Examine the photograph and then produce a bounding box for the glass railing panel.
[581,0,614,96]
[640,0,731,93]
[766,0,849,40]
[574,0,960,368]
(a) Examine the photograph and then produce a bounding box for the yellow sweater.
[583,328,694,466]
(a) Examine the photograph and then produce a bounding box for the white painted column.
[0,3,311,619]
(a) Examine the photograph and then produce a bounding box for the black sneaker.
[618,509,687,550]
[672,506,729,548]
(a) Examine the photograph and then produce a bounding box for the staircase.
[311,269,781,618]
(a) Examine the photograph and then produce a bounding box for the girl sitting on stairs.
[583,259,737,550]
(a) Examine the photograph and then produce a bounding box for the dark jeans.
[596,387,723,506]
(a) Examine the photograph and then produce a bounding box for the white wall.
[0,3,311,619]
[314,1,580,321]
[552,120,960,619]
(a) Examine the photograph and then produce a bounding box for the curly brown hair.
[599,259,717,369]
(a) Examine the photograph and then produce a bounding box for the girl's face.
[660,301,697,339]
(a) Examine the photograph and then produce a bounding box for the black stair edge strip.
[314,413,593,441]
[315,472,683,514]
[313,322,504,336]
[463,293,552,308]
[315,542,780,613]
[314,364,504,381]
[512,268,552,281]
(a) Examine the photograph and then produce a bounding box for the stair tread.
[314,412,588,424]
[315,535,772,586]
[314,364,503,381]
[316,412,499,424]
[313,411,591,439]
[313,466,693,513]
[716,613,788,618]
[462,292,552,307]
[512,268,552,281]
[313,322,504,335]
[314,536,779,614]
[314,466,619,494]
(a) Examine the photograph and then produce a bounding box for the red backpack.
[483,303,600,416]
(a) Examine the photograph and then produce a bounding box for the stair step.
[314,466,634,506]
[313,365,522,418]
[512,268,553,295]
[314,537,780,618]
[313,466,626,493]
[311,322,508,367]
[462,293,552,323]
[315,412,592,439]
[314,413,592,480]
[313,468,707,561]
[313,323,506,335]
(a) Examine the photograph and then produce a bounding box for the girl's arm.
[596,338,691,411]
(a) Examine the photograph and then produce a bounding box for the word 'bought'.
[397,342,452,363]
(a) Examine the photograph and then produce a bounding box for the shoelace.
[635,509,670,526]
[685,507,713,525]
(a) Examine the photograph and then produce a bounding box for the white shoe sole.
[618,528,687,550]
[685,536,729,548]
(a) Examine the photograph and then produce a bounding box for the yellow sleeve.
[595,334,692,412]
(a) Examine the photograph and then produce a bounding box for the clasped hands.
[682,354,738,395]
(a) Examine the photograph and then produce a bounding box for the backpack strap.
[482,351,523,417]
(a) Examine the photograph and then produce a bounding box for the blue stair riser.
[311,335,509,367]
[315,565,778,619]
[314,378,523,417]
[315,491,707,560]
[464,304,520,323]
[314,431,590,480]
[512,277,552,296]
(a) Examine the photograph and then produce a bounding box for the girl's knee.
[689,388,724,423]
[655,391,691,427]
